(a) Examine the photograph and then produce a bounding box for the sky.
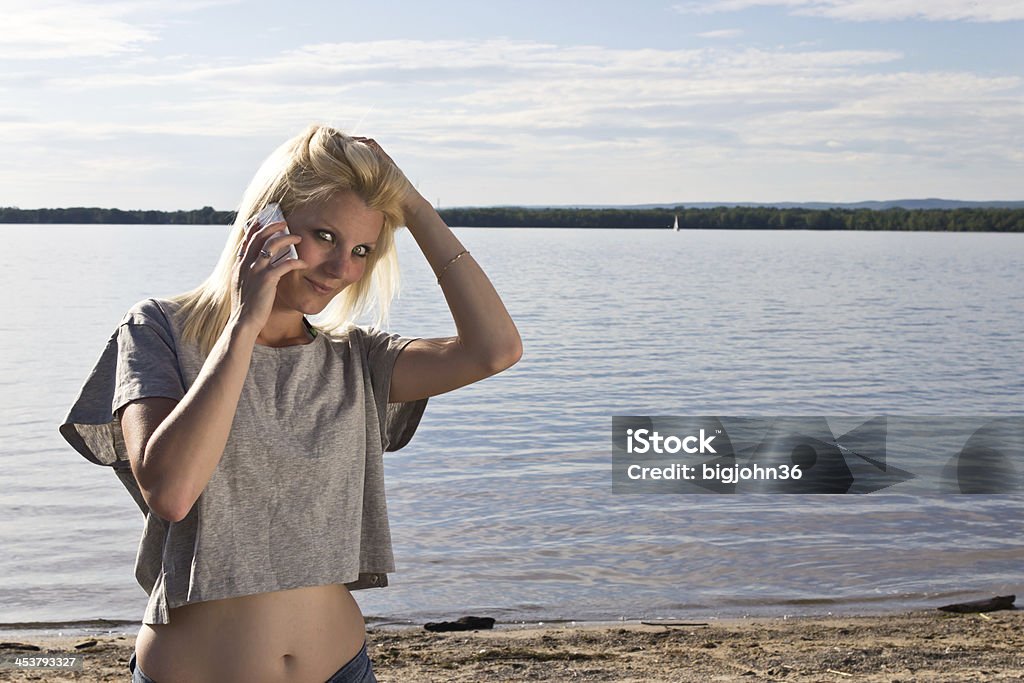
[2,0,1022,210]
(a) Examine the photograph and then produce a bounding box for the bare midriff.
[134,583,367,683]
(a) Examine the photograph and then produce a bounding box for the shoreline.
[1,595,1010,639]
[1,609,1020,681]
[0,607,973,640]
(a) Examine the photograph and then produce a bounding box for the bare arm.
[352,137,523,403]
[120,214,307,523]
[121,314,260,522]
[388,196,523,403]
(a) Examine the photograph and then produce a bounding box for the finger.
[241,222,288,262]
[247,246,274,265]
[261,232,302,255]
[357,140,397,169]
[353,136,379,150]
[248,232,302,270]
[257,215,286,230]
[239,228,263,260]
[239,216,264,257]
[258,224,294,250]
[244,210,285,241]
[267,257,309,277]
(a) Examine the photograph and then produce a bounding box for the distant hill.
[2,203,1022,231]
[509,199,1024,211]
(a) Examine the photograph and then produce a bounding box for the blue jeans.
[128,640,378,682]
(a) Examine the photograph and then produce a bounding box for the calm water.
[0,225,1022,637]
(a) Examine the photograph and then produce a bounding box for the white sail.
[672,214,679,231]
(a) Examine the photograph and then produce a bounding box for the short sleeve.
[360,327,428,452]
[112,320,187,415]
[59,299,186,487]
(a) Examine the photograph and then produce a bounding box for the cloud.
[27,42,921,156]
[696,28,745,38]
[11,37,1020,194]
[0,1,156,59]
[45,40,906,92]
[0,0,241,59]
[3,37,1022,204]
[672,0,1024,22]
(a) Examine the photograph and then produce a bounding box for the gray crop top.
[59,298,428,624]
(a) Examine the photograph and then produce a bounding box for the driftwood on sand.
[424,615,497,632]
[936,594,1016,613]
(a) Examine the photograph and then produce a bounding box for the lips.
[305,277,334,295]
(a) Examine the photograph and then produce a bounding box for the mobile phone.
[253,202,298,266]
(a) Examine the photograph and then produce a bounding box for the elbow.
[142,479,190,523]
[482,336,523,375]
[138,482,186,523]
[505,338,524,369]
[139,448,192,523]
[153,493,191,524]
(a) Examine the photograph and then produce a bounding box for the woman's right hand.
[230,216,307,333]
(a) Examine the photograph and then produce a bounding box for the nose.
[322,249,362,284]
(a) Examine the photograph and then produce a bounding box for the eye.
[315,230,335,244]
[353,244,372,258]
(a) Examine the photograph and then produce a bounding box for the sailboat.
[672,214,679,232]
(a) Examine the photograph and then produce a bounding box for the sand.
[1,609,1022,682]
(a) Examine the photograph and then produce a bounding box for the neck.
[256,306,313,347]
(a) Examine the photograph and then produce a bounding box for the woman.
[59,124,522,682]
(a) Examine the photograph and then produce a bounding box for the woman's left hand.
[351,136,428,215]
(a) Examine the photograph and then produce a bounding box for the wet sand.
[1,609,1021,681]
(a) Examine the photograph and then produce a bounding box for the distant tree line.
[1,205,1021,231]
[439,206,1023,231]
[0,206,230,225]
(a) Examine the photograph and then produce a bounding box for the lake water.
[0,224,1021,637]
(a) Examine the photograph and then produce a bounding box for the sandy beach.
[1,609,1021,682]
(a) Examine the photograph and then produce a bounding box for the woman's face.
[274,190,385,314]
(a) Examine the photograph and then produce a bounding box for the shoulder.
[120,298,182,334]
[321,325,413,361]
[326,325,410,349]
[320,324,370,353]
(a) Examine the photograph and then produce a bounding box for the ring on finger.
[259,248,272,259]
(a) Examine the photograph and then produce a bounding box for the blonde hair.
[170,123,411,356]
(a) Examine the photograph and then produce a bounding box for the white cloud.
[3,37,1022,204]
[696,28,745,38]
[0,0,241,59]
[44,40,905,92]
[11,40,1020,151]
[673,0,1024,22]
[13,39,1021,180]
[18,42,922,156]
[0,1,156,59]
